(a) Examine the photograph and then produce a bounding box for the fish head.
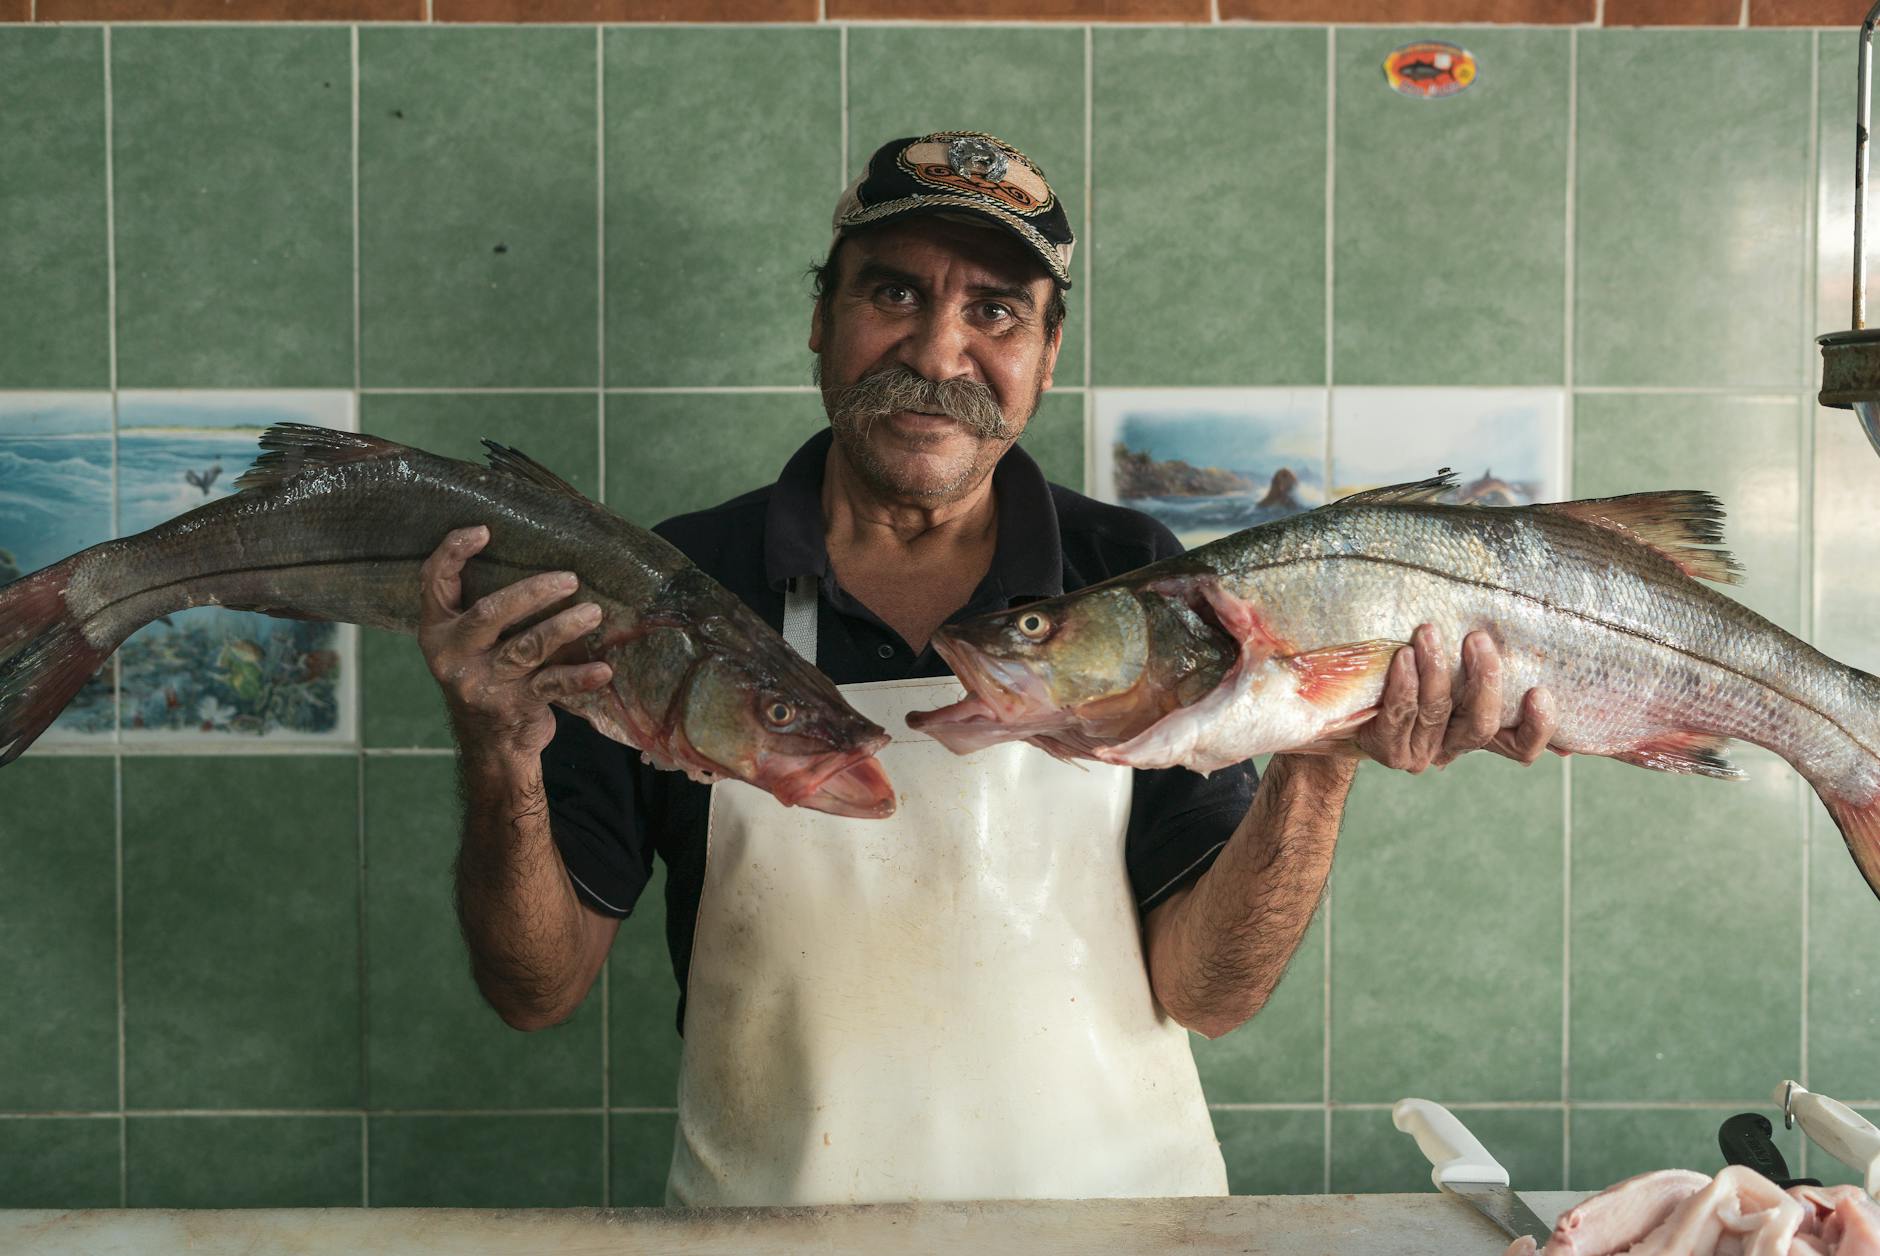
[673,631,896,821]
[910,581,1236,757]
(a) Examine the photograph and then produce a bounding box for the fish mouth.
[780,738,897,819]
[912,632,1070,754]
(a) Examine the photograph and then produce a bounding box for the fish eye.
[1016,611,1052,640]
[764,700,795,727]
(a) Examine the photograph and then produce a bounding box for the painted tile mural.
[114,393,356,745]
[0,394,116,740]
[1332,388,1567,504]
[1092,389,1328,547]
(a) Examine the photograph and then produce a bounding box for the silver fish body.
[0,424,895,818]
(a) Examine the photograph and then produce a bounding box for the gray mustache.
[823,367,1012,440]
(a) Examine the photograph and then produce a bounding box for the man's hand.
[1353,624,1557,773]
[418,526,614,759]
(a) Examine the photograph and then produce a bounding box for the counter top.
[4,1192,1588,1254]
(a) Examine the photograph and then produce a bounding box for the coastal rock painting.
[1093,389,1329,547]
[0,394,118,742]
[116,392,357,747]
[1331,389,1567,506]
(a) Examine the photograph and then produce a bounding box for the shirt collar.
[764,426,1065,604]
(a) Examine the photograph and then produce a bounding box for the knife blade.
[1775,1080,1880,1199]
[1392,1097,1553,1244]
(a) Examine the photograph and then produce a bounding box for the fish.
[906,471,1880,898]
[0,423,896,819]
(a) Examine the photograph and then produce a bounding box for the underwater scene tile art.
[114,392,357,746]
[1091,389,1329,547]
[1331,388,1568,504]
[0,394,117,741]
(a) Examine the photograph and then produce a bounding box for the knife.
[1775,1080,1880,1198]
[1392,1097,1554,1245]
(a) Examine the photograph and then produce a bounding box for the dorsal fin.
[232,423,405,493]
[1334,468,1459,506]
[1536,491,1744,585]
[482,440,589,502]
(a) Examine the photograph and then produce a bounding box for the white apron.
[664,577,1226,1206]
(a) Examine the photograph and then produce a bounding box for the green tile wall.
[4,24,1876,1208]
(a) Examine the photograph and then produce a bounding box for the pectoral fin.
[1285,639,1404,708]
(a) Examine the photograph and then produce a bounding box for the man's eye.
[877,284,915,304]
[980,303,1012,321]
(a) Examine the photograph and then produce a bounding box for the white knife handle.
[1392,1097,1511,1188]
[1775,1081,1880,1198]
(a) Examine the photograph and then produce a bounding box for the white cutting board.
[2,1193,1587,1255]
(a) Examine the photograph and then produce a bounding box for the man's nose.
[897,306,977,385]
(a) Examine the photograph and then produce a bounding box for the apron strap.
[783,575,819,665]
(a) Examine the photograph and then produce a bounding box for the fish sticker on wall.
[1384,41,1477,100]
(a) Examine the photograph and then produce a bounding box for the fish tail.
[0,558,118,765]
[1819,789,1880,904]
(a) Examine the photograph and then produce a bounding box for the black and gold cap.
[832,131,1075,289]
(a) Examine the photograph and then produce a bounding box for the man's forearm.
[1145,754,1356,1039]
[453,743,610,1031]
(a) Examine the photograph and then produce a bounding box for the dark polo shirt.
[543,427,1258,1032]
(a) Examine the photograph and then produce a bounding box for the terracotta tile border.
[1224,0,1590,19]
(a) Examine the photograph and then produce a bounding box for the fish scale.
[908,473,1880,901]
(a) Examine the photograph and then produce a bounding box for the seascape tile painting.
[1092,389,1330,547]
[0,393,118,742]
[1331,388,1568,506]
[115,392,358,747]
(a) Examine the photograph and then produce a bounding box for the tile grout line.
[102,23,129,1206]
[839,23,849,190]
[594,22,611,1206]
[1321,24,1337,1197]
[1560,23,1578,1192]
[351,23,370,1206]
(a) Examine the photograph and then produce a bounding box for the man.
[420,132,1557,1205]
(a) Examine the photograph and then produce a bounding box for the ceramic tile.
[1333,31,1569,386]
[46,0,415,16]
[1331,1106,1563,1193]
[605,29,837,388]
[114,392,358,749]
[356,392,602,750]
[1604,0,1738,21]
[1331,387,1566,502]
[1754,0,1867,23]
[847,28,1086,387]
[110,29,352,389]
[1568,1107,1799,1190]
[1808,796,1880,1101]
[607,875,683,1109]
[602,391,824,528]
[1227,0,1589,15]
[1570,750,1802,1102]
[0,394,117,740]
[0,31,109,389]
[365,757,604,1110]
[1212,1108,1326,1195]
[1021,389,1085,492]
[1575,32,1812,389]
[1091,29,1326,387]
[368,1114,602,1206]
[836,0,1204,14]
[1332,755,1565,1104]
[1191,911,1325,1106]
[0,759,118,1111]
[609,1111,677,1207]
[441,0,811,16]
[126,1116,359,1207]
[1572,393,1805,635]
[0,1119,119,1208]
[121,756,361,1109]
[359,29,598,388]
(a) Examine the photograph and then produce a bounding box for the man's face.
[810,217,1062,504]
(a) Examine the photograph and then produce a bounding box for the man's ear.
[1039,320,1063,392]
[808,299,824,353]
